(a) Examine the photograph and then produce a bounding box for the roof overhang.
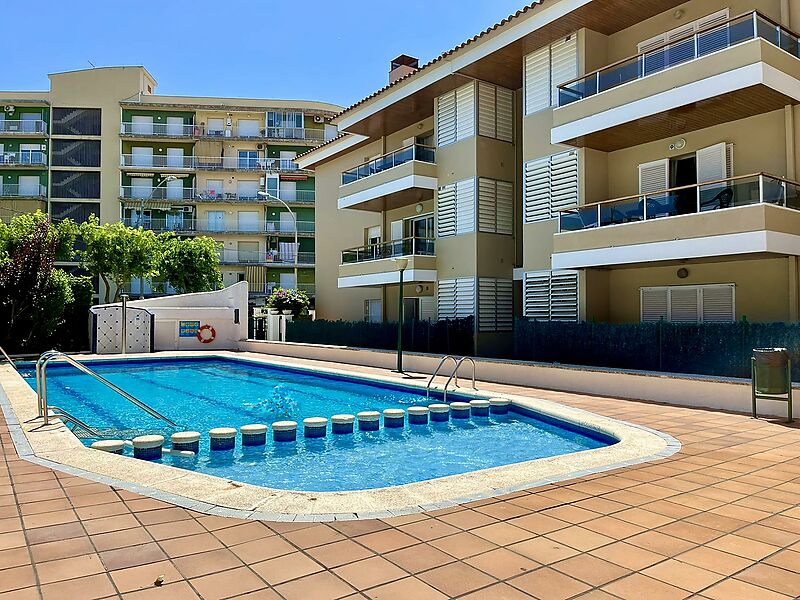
[295,133,370,169]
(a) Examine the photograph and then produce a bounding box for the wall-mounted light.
[415,285,423,293]
[669,138,687,152]
[674,9,684,19]
[415,203,423,214]
[677,267,689,279]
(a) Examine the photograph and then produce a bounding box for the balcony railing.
[119,186,196,200]
[122,217,197,232]
[260,282,316,296]
[120,154,195,169]
[341,237,435,264]
[342,144,436,185]
[558,11,798,106]
[0,183,46,198]
[0,120,47,134]
[219,250,315,265]
[558,173,800,232]
[265,220,315,234]
[265,127,325,141]
[119,155,306,172]
[0,152,47,166]
[120,122,195,137]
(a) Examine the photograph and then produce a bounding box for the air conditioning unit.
[4,105,14,113]
[257,143,265,150]
[313,116,325,124]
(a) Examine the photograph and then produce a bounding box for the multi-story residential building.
[0,66,340,303]
[299,0,800,354]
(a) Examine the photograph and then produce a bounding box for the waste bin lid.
[753,348,789,367]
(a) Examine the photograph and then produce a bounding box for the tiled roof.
[333,2,542,122]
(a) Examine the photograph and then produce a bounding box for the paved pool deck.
[1,356,800,599]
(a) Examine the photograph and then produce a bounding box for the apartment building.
[0,66,340,303]
[298,0,800,354]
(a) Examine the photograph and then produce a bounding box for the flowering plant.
[266,287,309,314]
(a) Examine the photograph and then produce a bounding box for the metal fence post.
[120,294,128,355]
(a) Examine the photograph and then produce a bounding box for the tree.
[0,211,81,353]
[156,235,223,294]
[79,215,161,303]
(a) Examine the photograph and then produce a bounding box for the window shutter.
[639,159,669,194]
[496,87,514,142]
[665,23,696,68]
[496,180,514,235]
[390,219,403,241]
[437,277,476,320]
[436,90,456,147]
[696,142,728,184]
[478,278,513,332]
[524,151,579,223]
[641,288,669,322]
[639,33,668,75]
[455,178,476,235]
[701,285,735,323]
[455,82,475,142]
[524,46,550,115]
[726,143,734,178]
[477,82,497,139]
[477,178,497,233]
[696,9,731,55]
[551,36,578,107]
[669,287,700,323]
[524,156,551,223]
[524,270,578,321]
[436,183,456,237]
[418,297,436,322]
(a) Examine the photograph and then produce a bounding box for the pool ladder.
[0,345,16,371]
[426,355,477,402]
[35,351,178,428]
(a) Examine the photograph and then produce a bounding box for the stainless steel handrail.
[426,355,459,400]
[37,351,177,427]
[48,406,101,438]
[442,357,477,402]
[0,345,15,371]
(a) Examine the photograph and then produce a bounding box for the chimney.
[389,55,419,84]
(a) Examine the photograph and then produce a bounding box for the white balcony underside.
[551,63,800,145]
[338,174,437,210]
[338,269,438,288]
[551,230,800,270]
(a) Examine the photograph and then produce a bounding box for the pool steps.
[91,397,514,459]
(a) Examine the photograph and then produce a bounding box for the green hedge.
[514,319,800,379]
[287,317,474,356]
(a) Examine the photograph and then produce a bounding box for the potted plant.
[266,287,310,317]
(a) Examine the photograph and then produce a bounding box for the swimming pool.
[22,356,615,492]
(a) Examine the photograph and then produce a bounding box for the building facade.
[298,0,800,354]
[0,66,340,303]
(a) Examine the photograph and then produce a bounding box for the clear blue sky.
[3,0,529,108]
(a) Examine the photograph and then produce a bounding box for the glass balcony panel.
[600,196,644,226]
[559,206,597,231]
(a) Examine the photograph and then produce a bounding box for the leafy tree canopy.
[156,234,223,295]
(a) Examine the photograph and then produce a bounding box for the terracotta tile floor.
[3,361,800,599]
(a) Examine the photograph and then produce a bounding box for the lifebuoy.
[197,324,216,344]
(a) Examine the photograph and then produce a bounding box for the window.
[267,112,284,128]
[477,82,514,142]
[437,178,475,237]
[238,150,258,169]
[237,241,260,263]
[524,270,579,321]
[364,299,382,323]
[436,82,475,147]
[52,108,101,136]
[524,35,578,114]
[478,278,514,332]
[437,278,476,320]
[641,284,735,323]
[207,118,225,136]
[524,150,579,223]
[478,178,513,235]
[51,172,100,199]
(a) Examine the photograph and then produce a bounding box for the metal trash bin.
[751,348,792,423]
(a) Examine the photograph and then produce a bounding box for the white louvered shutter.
[496,180,514,235]
[665,23,696,68]
[524,156,551,223]
[455,178,476,235]
[726,143,734,178]
[478,178,497,233]
[701,285,735,323]
[496,87,514,142]
[696,143,728,184]
[436,90,456,147]
[551,36,578,107]
[455,82,475,142]
[639,34,667,76]
[639,159,669,194]
[437,279,457,320]
[696,9,731,56]
[436,183,456,237]
[478,278,513,332]
[524,271,578,321]
[550,151,579,215]
[438,278,476,320]
[524,46,550,115]
[523,272,551,320]
[477,82,497,139]
[669,287,700,323]
[641,288,669,322]
[418,297,436,322]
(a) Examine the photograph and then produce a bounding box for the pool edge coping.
[0,352,681,521]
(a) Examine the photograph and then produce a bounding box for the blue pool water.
[22,357,614,491]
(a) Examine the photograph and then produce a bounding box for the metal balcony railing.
[219,250,315,265]
[342,144,436,185]
[120,154,195,169]
[558,173,800,232]
[119,186,196,200]
[0,119,47,134]
[194,156,304,172]
[265,127,325,141]
[120,122,195,137]
[262,282,315,296]
[558,11,800,106]
[122,217,197,232]
[0,183,46,198]
[265,220,315,234]
[341,237,435,264]
[0,152,47,166]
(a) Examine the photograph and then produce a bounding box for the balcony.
[0,183,46,198]
[120,122,195,138]
[120,154,195,170]
[193,156,307,173]
[265,220,315,236]
[252,282,316,297]
[201,126,324,142]
[552,12,800,151]
[338,237,436,288]
[219,249,315,266]
[265,127,324,142]
[553,173,800,269]
[122,217,198,233]
[119,186,196,201]
[339,144,437,211]
[0,152,47,167]
[0,120,47,135]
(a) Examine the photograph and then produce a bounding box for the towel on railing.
[278,242,298,262]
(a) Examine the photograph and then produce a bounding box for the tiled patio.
[2,362,800,599]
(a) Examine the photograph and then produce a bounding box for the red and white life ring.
[197,324,216,344]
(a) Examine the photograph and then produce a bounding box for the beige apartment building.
[0,67,340,302]
[298,0,800,354]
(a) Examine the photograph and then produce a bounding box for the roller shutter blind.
[478,178,513,235]
[524,150,579,223]
[478,278,514,332]
[640,284,735,323]
[524,270,579,321]
[437,278,476,320]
